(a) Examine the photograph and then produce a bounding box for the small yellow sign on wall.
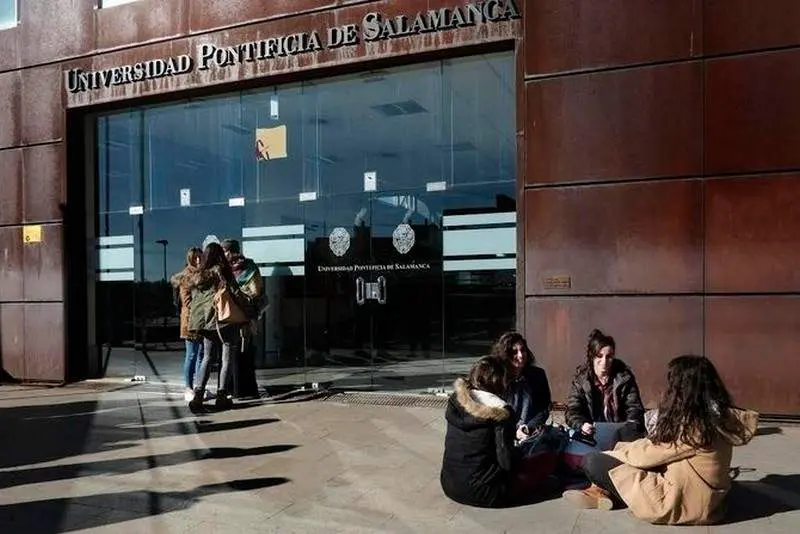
[23,225,42,244]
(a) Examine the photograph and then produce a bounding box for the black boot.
[215,389,233,411]
[188,388,205,414]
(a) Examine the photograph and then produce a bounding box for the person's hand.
[516,425,530,441]
[581,422,595,436]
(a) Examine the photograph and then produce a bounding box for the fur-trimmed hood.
[169,265,200,288]
[446,378,510,431]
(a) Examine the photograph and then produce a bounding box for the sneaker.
[184,388,194,403]
[562,484,614,510]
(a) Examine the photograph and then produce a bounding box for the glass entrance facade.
[93,52,516,392]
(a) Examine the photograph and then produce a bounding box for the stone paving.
[0,382,798,533]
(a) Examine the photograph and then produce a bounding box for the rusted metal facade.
[0,0,798,414]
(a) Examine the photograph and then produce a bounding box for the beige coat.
[606,409,758,525]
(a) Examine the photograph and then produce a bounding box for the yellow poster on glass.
[255,125,288,161]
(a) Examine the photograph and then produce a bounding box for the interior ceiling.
[104,54,515,186]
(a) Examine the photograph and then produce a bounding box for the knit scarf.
[595,376,617,423]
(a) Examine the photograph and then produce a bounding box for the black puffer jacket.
[565,359,645,432]
[440,378,515,508]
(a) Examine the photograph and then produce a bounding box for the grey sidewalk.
[0,382,798,533]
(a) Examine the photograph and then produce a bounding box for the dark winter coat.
[440,378,515,508]
[507,365,551,431]
[565,359,645,432]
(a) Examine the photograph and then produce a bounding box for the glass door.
[303,189,443,391]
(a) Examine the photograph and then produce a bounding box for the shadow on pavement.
[721,474,800,524]
[0,444,297,491]
[0,476,290,533]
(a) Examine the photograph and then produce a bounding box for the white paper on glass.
[228,197,245,207]
[364,171,377,192]
[180,188,191,207]
[270,96,279,119]
[128,205,144,215]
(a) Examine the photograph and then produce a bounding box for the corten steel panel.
[66,0,521,108]
[0,25,20,72]
[0,148,22,225]
[23,224,63,302]
[22,143,66,223]
[189,0,344,32]
[705,0,800,55]
[706,50,800,174]
[23,302,65,382]
[0,226,23,302]
[0,303,25,379]
[524,180,703,295]
[706,175,800,293]
[0,70,21,149]
[525,296,703,406]
[526,62,703,185]
[525,0,701,76]
[706,296,800,415]
[96,0,189,51]
[19,0,94,67]
[21,66,64,145]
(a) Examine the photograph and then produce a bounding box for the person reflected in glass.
[563,355,758,525]
[186,242,246,412]
[490,332,551,442]
[566,329,645,440]
[170,246,205,403]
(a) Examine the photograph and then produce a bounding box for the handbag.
[213,284,248,325]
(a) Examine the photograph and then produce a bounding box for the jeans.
[582,452,626,506]
[196,327,240,395]
[183,339,204,389]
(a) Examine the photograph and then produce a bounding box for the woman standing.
[562,355,757,525]
[566,329,645,437]
[170,247,205,402]
[186,242,247,412]
[490,332,551,441]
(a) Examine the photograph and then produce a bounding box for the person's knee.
[581,452,604,476]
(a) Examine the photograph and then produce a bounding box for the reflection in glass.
[93,52,516,393]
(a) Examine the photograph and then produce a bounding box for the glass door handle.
[356,277,365,306]
[377,275,387,305]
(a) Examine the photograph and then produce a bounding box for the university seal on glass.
[392,223,415,255]
[329,227,350,257]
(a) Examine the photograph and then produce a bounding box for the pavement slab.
[0,383,798,533]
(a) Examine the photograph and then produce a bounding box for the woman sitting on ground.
[566,329,645,439]
[440,356,516,508]
[562,355,758,525]
[490,332,551,442]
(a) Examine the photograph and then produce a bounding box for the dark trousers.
[582,452,626,506]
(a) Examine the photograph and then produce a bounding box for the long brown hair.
[467,356,510,397]
[490,331,535,367]
[201,242,234,282]
[576,328,616,380]
[650,355,748,449]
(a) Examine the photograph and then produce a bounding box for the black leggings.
[582,452,626,506]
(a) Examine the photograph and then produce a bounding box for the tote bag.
[213,285,248,325]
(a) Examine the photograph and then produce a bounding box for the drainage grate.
[318,391,449,409]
